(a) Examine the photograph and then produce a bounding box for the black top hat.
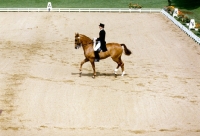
[99,23,105,28]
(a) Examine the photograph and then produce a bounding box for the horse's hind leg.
[120,61,125,76]
[115,61,125,77]
[113,56,125,77]
[79,58,89,77]
[114,63,121,77]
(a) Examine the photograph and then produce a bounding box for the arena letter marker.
[189,19,195,30]
[47,2,52,12]
[173,8,178,17]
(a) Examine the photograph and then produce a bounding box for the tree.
[168,0,171,6]
[170,0,200,9]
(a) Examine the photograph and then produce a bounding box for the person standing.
[94,23,107,62]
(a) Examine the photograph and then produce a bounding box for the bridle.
[75,36,82,49]
[75,35,93,49]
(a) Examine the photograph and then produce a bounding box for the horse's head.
[75,33,82,49]
[75,33,93,49]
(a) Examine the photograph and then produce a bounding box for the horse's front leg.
[79,58,89,77]
[90,61,96,78]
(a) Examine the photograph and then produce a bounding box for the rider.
[94,23,107,62]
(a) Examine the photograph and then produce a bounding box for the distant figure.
[94,23,107,62]
[48,4,51,12]
[47,2,52,12]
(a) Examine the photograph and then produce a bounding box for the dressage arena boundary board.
[0,8,161,12]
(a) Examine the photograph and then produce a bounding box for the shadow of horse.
[71,72,122,77]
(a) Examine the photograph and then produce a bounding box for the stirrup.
[94,59,99,62]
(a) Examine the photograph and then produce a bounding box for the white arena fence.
[161,9,200,45]
[0,8,161,13]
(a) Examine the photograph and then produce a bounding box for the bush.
[129,3,142,9]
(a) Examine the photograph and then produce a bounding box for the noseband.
[75,37,82,49]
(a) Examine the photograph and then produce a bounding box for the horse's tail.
[121,44,132,56]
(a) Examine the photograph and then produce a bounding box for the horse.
[74,33,132,78]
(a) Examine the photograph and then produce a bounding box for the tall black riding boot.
[94,51,100,62]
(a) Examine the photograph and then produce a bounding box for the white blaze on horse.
[74,33,132,78]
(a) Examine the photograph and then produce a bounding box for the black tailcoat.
[96,29,107,52]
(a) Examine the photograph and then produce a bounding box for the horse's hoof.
[121,71,125,76]
[92,76,95,79]
[115,74,117,78]
[79,72,82,77]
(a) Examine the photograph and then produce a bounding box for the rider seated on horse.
[94,23,107,62]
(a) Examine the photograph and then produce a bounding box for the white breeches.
[93,37,101,51]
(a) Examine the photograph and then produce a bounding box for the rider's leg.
[94,51,100,62]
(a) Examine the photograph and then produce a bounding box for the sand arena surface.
[0,12,200,136]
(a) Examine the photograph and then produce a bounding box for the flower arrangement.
[177,10,185,18]
[176,10,189,22]
[129,3,142,9]
[195,23,200,28]
[182,15,190,23]
[164,6,175,15]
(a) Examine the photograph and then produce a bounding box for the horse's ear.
[75,33,79,37]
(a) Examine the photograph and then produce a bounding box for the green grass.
[0,0,168,8]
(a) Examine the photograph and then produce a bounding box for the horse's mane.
[80,34,93,42]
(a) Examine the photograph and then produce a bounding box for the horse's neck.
[80,34,93,47]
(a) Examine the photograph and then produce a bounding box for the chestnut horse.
[74,33,132,78]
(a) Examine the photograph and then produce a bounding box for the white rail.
[161,9,200,45]
[0,8,161,13]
